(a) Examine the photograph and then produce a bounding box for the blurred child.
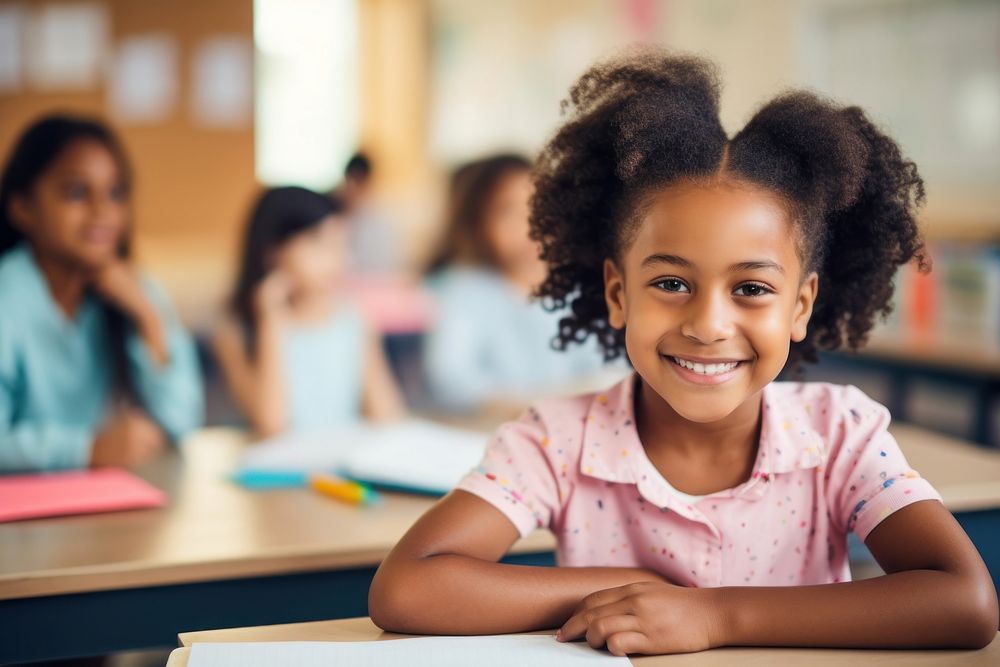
[422,154,606,413]
[0,115,204,472]
[213,186,404,437]
[338,152,400,275]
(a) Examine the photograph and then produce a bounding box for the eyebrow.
[641,254,785,275]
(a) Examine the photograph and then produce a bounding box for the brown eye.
[654,278,690,293]
[63,183,88,201]
[733,282,772,297]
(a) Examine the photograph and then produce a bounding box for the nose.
[90,190,123,224]
[679,290,736,344]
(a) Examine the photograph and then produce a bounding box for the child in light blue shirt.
[212,186,404,436]
[423,154,608,412]
[0,115,203,472]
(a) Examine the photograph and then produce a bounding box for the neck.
[288,288,335,321]
[634,376,762,466]
[30,246,90,318]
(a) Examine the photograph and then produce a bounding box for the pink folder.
[0,468,167,522]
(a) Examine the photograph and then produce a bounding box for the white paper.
[340,421,489,494]
[238,420,489,495]
[25,3,108,90]
[190,36,253,128]
[107,34,178,124]
[0,5,23,92]
[189,636,630,667]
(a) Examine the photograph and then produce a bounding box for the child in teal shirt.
[0,115,203,472]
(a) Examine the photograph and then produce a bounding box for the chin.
[669,399,742,424]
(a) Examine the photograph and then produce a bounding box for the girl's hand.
[92,260,150,318]
[253,270,293,321]
[90,409,167,468]
[92,261,168,365]
[556,581,724,656]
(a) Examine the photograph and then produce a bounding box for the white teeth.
[671,357,739,375]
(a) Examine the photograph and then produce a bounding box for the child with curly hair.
[369,50,998,655]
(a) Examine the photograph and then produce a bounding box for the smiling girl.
[368,51,998,654]
[0,115,203,472]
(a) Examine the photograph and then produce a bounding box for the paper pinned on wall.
[107,34,178,124]
[190,36,253,128]
[24,2,108,90]
[0,5,24,92]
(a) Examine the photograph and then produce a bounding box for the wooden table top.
[2,422,998,602]
[852,332,1000,377]
[167,616,1000,666]
[0,428,554,601]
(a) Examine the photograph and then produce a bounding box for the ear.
[790,271,818,343]
[7,194,32,233]
[604,258,626,330]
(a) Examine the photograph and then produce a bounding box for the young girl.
[0,115,203,472]
[213,186,404,437]
[423,154,607,413]
[369,52,998,653]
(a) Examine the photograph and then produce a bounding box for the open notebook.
[188,636,630,667]
[236,420,491,495]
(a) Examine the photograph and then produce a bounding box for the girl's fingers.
[558,599,634,641]
[584,613,641,650]
[606,631,648,657]
[578,584,631,611]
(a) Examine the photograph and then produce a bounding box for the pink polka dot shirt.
[456,374,942,587]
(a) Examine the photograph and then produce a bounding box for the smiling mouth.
[665,355,745,376]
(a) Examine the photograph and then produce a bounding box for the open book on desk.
[235,420,491,496]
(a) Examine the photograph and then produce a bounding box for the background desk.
[0,429,555,663]
[817,333,1000,447]
[165,616,1000,666]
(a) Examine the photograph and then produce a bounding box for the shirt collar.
[579,374,826,488]
[13,242,99,328]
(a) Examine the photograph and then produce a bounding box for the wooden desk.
[860,333,1000,378]
[0,429,554,663]
[3,424,998,663]
[164,616,1000,666]
[823,333,1000,447]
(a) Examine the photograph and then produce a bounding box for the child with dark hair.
[369,51,998,653]
[212,186,404,436]
[0,114,203,472]
[422,153,607,413]
[338,151,400,275]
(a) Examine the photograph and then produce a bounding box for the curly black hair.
[531,49,927,369]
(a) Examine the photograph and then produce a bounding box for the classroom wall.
[393,0,1000,263]
[0,0,255,328]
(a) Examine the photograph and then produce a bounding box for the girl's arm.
[212,316,287,437]
[94,264,203,442]
[361,330,405,422]
[92,261,169,365]
[123,287,204,442]
[559,499,998,655]
[368,489,670,635]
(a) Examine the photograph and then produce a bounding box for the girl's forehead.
[627,180,799,268]
[47,139,120,179]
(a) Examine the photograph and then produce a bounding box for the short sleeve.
[825,387,943,541]
[455,410,561,537]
